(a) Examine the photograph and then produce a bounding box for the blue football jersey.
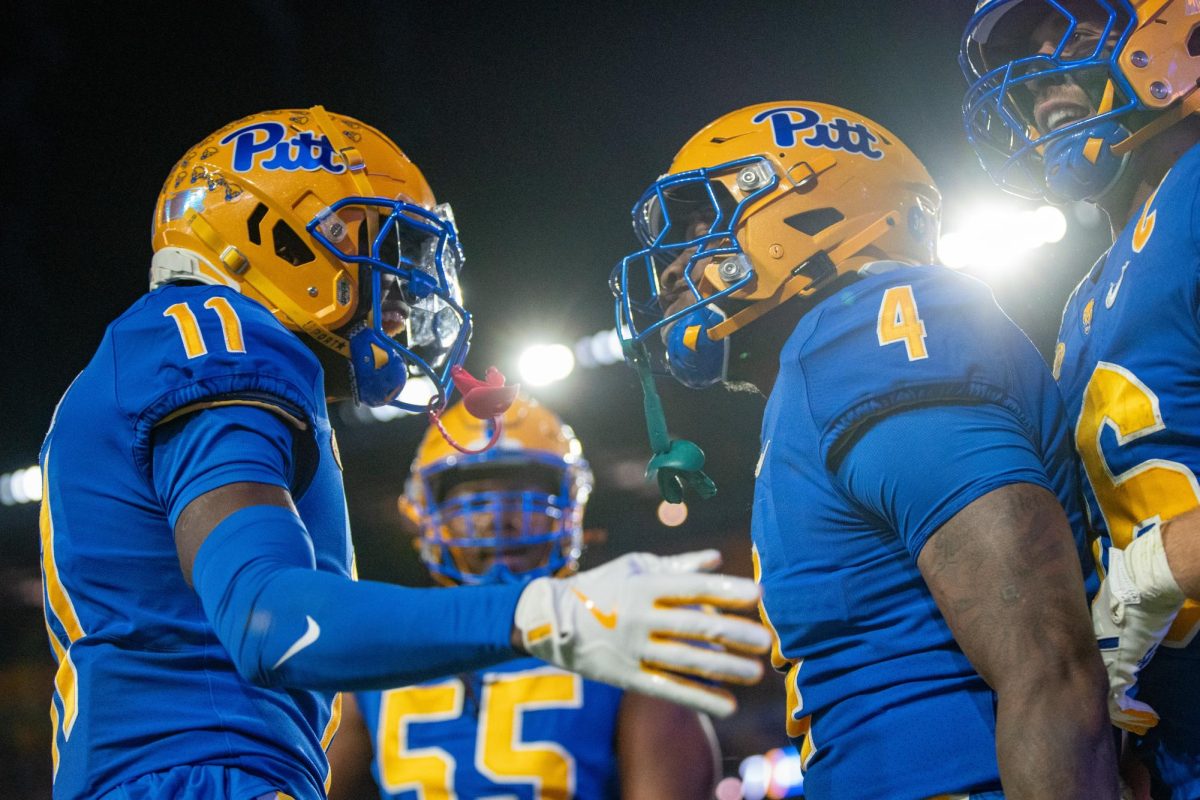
[1053,141,1200,796]
[752,264,1093,800]
[39,284,351,800]
[355,657,622,800]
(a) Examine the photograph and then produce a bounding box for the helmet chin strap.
[1050,83,1200,203]
[1111,84,1200,157]
[429,366,519,455]
[624,339,717,504]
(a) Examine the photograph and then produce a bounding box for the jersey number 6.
[1076,362,1200,646]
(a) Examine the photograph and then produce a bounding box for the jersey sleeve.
[110,286,324,479]
[151,404,300,530]
[833,402,1055,558]
[798,269,1039,471]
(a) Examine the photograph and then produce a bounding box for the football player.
[327,396,719,799]
[962,2,1200,795]
[36,106,770,800]
[609,101,1117,799]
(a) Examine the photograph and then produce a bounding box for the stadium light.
[574,329,625,369]
[737,746,805,800]
[518,343,575,386]
[364,375,439,422]
[938,203,1068,274]
[1,465,42,506]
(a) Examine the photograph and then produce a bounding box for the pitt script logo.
[751,106,884,160]
[220,121,346,173]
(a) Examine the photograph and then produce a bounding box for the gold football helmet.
[151,106,469,408]
[611,101,940,388]
[403,396,592,585]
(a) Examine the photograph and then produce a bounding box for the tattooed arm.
[918,484,1116,800]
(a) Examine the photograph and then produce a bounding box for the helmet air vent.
[247,203,269,246]
[783,207,845,236]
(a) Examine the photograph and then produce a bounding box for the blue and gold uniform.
[356,658,622,800]
[1053,141,1200,796]
[40,283,348,800]
[753,264,1094,800]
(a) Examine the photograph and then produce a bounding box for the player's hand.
[513,549,770,718]
[1092,546,1179,735]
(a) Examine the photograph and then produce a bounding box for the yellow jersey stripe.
[39,450,83,737]
[751,546,787,671]
[39,453,84,643]
[321,692,343,751]
[52,649,79,736]
[49,701,60,780]
[321,692,344,792]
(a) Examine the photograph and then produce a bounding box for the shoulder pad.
[111,285,324,474]
[794,267,1037,468]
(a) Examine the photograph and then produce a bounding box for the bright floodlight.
[519,343,575,386]
[1,465,42,505]
[364,375,438,422]
[21,467,42,504]
[938,200,1071,276]
[656,499,688,527]
[399,374,438,408]
[1033,205,1068,243]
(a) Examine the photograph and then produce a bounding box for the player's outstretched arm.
[163,405,767,715]
[919,484,1117,800]
[176,485,768,717]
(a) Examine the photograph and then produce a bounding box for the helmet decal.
[220,121,347,174]
[751,106,885,159]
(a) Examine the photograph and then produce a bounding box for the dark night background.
[0,3,1109,797]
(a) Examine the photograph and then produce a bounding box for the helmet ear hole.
[1188,25,1200,57]
[272,220,315,266]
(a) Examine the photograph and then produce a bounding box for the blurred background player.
[328,397,719,799]
[610,101,1117,799]
[963,2,1200,795]
[37,106,770,799]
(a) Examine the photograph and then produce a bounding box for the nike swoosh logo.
[572,589,618,629]
[273,615,321,670]
[1105,261,1129,309]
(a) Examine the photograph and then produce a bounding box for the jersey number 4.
[163,297,246,359]
[877,285,928,361]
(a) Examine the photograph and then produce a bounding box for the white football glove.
[1092,525,1185,735]
[513,549,770,718]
